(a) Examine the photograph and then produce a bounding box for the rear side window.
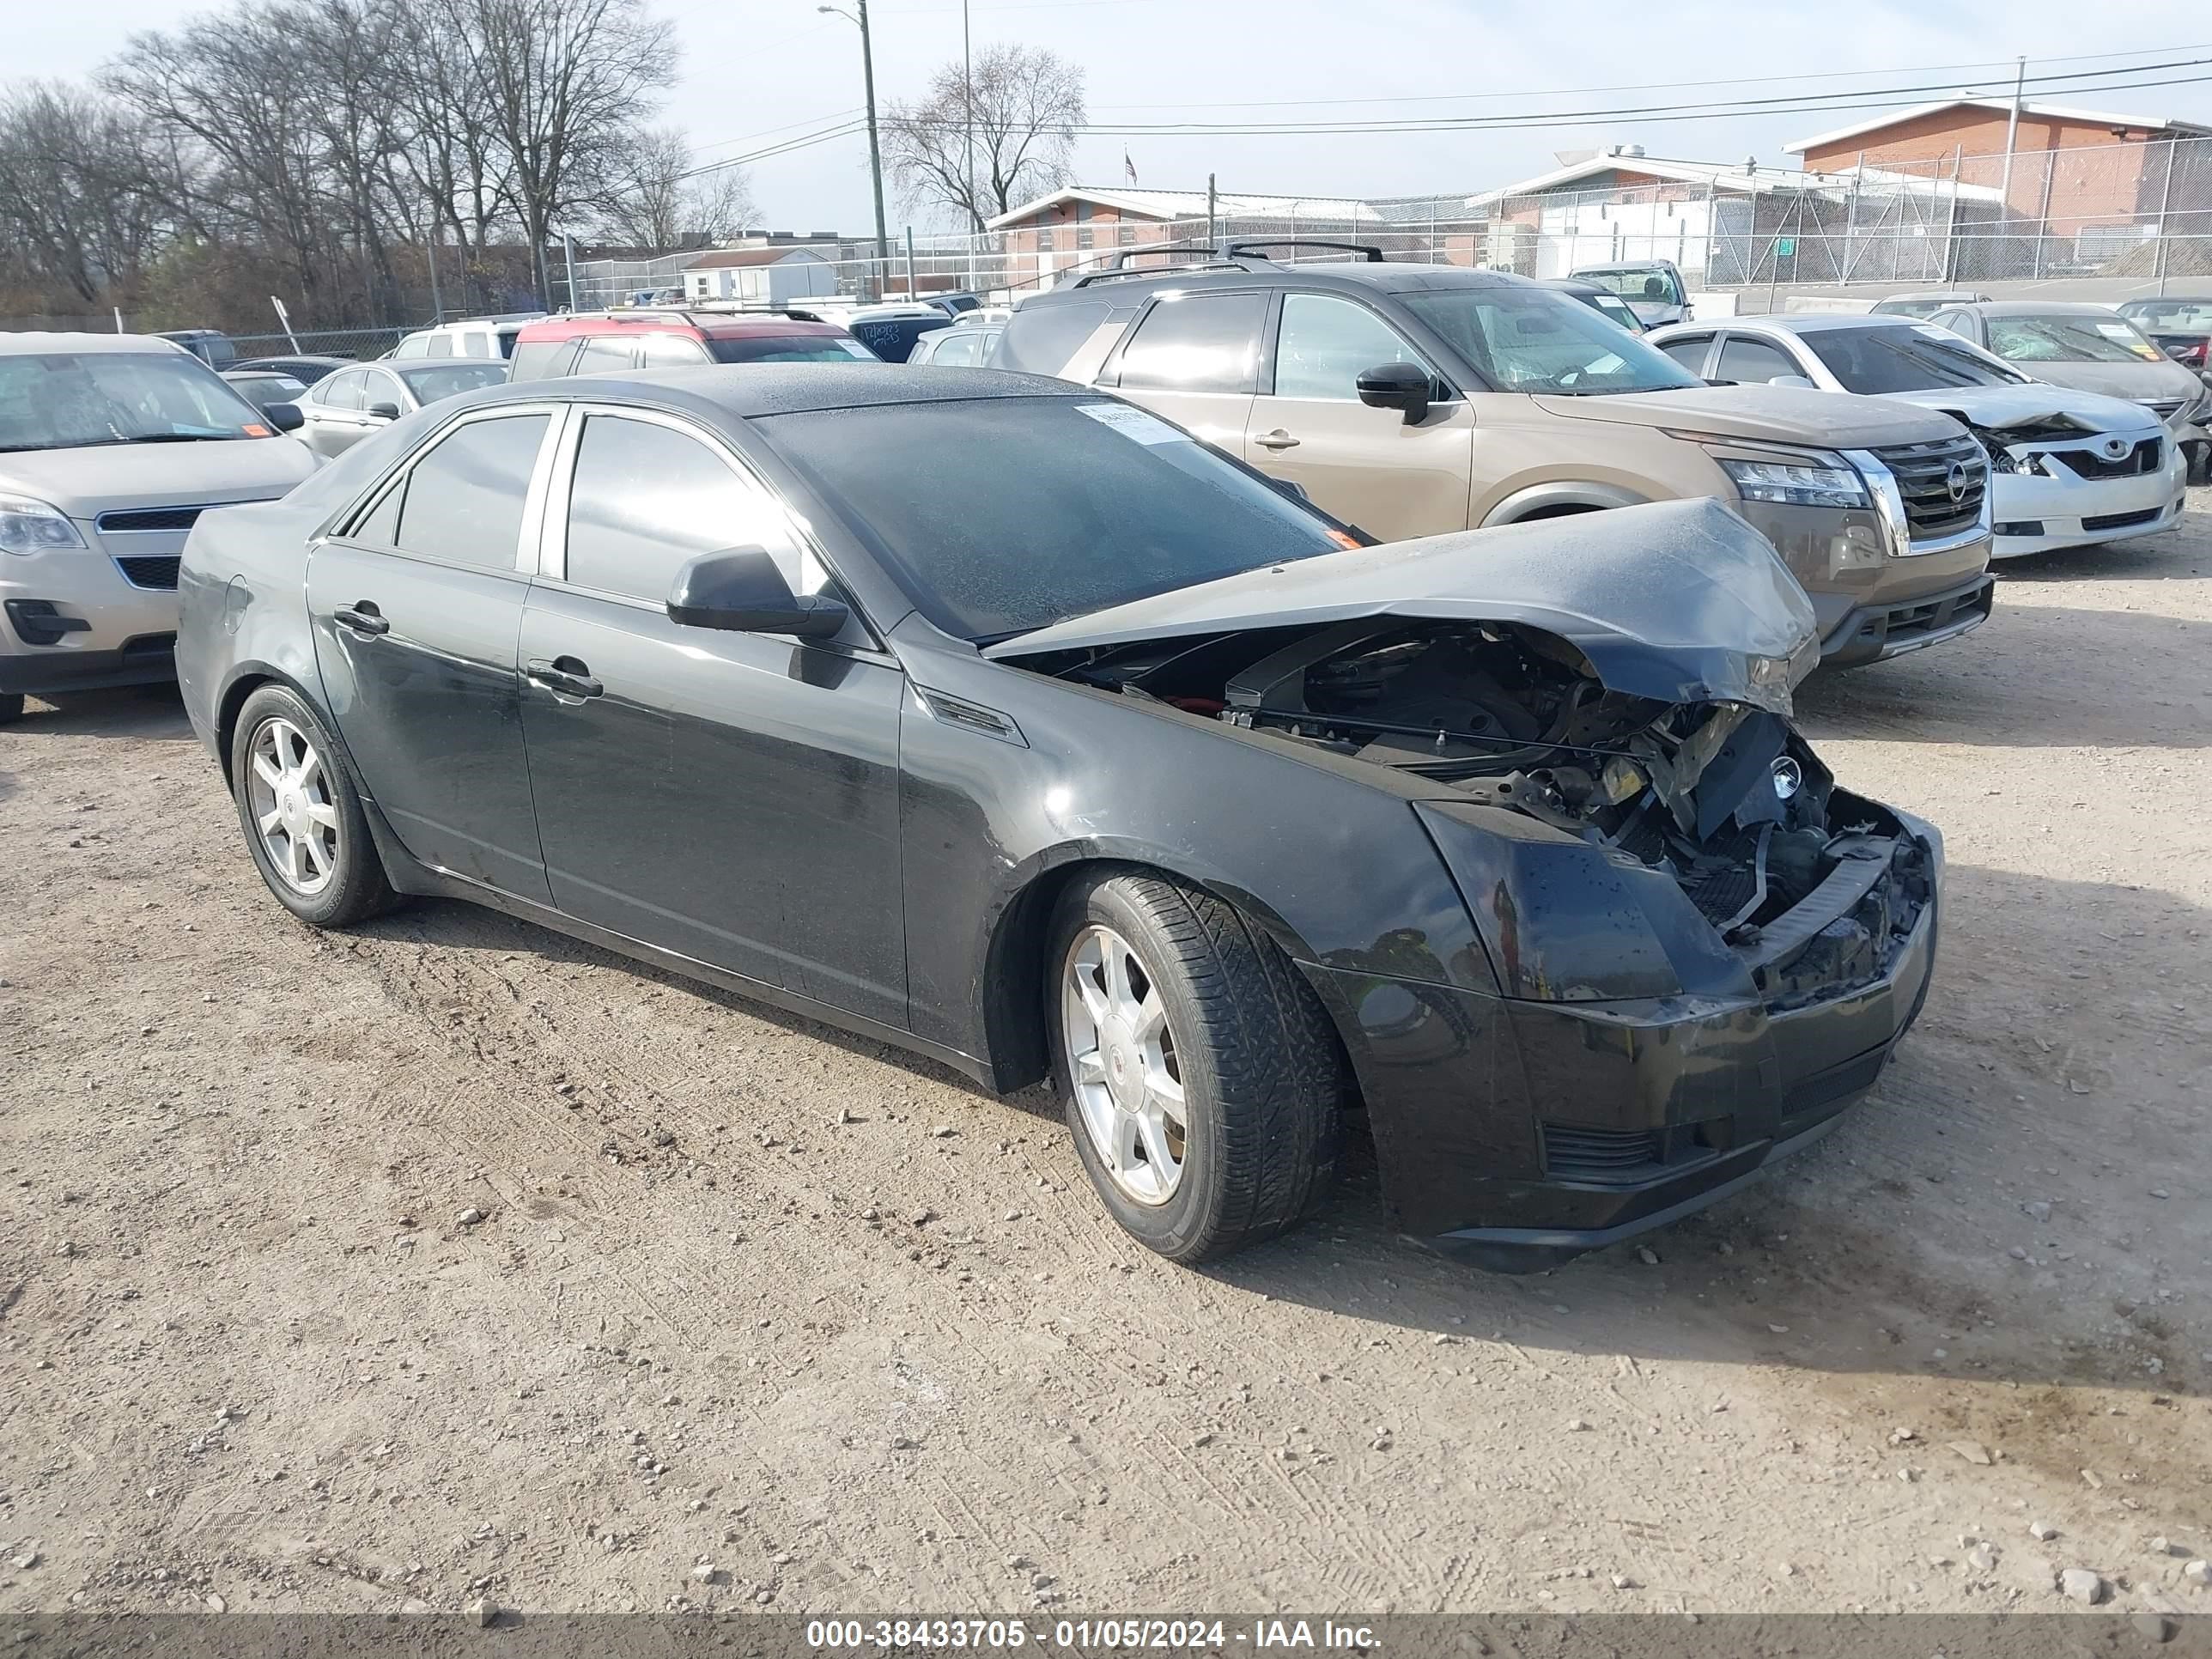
[425,335,455,359]
[317,371,366,410]
[637,333,710,368]
[508,339,574,381]
[1656,335,1712,374]
[1116,292,1266,393]
[995,301,1110,375]
[562,415,802,603]
[392,415,549,570]
[574,337,637,374]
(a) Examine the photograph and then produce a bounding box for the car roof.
[1538,278,1608,296]
[0,331,193,356]
[516,311,850,343]
[1735,313,1923,334]
[448,362,1077,421]
[1021,259,1538,306]
[240,354,352,365]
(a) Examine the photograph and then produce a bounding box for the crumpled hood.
[988,496,1821,716]
[0,437,316,518]
[1531,383,1963,447]
[1878,382,2166,434]
[1999,357,2203,408]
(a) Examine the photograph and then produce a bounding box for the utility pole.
[1997,56,2026,210]
[1206,173,1218,251]
[819,2,891,283]
[962,0,978,290]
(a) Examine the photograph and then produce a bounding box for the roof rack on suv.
[1062,242,1278,289]
[1221,239,1387,263]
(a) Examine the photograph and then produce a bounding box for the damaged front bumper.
[1306,799,1942,1272]
[1986,443,2190,557]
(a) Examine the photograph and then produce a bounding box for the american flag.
[1124,151,1138,185]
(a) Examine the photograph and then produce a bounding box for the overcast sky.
[14,0,2212,232]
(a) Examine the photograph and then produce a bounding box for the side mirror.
[1356,361,1432,424]
[668,545,849,640]
[365,400,402,421]
[264,402,305,432]
[1766,374,1818,390]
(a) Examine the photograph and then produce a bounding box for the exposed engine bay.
[1036,619,1932,988]
[1938,407,2166,480]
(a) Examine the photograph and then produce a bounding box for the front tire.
[229,684,399,927]
[1048,870,1343,1262]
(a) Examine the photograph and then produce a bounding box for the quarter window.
[1272,293,1426,401]
[390,415,550,571]
[562,416,811,605]
[1116,291,1267,393]
[1716,336,1801,385]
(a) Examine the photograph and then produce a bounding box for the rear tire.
[229,684,400,927]
[1048,869,1343,1262]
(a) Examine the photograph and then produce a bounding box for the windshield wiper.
[119,432,246,444]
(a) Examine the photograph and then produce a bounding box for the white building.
[684,247,840,305]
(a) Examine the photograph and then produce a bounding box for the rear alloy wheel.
[1048,870,1343,1262]
[229,684,399,927]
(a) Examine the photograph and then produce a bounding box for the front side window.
[390,414,550,570]
[316,370,366,411]
[1116,291,1267,393]
[1271,293,1427,401]
[1401,289,1701,396]
[760,396,1346,641]
[1656,335,1712,374]
[363,371,408,411]
[507,339,574,381]
[1715,336,1802,386]
[0,350,273,453]
[1985,313,2166,364]
[1800,325,2027,393]
[562,415,808,604]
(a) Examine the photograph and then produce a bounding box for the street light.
[818,1,891,278]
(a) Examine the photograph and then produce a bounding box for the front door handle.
[333,603,389,636]
[526,657,604,701]
[1254,429,1301,451]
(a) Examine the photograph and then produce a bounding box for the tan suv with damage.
[995,247,1993,665]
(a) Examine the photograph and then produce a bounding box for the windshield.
[398,362,510,403]
[1589,294,1643,331]
[1403,288,1702,395]
[761,397,1347,641]
[1985,313,2166,365]
[710,336,877,365]
[0,350,272,452]
[1801,324,2027,393]
[2118,300,2212,331]
[1575,266,1684,306]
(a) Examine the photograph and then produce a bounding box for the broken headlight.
[1714,454,1872,510]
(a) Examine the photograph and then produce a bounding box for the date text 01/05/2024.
[804,1620,1380,1650]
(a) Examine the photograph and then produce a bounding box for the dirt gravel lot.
[3,492,2209,1620]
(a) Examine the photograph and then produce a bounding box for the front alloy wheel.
[1063,924,1188,1205]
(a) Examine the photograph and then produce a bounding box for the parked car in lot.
[507,311,875,380]
[1922,301,2209,482]
[906,318,1007,366]
[804,303,961,364]
[233,354,352,387]
[391,313,545,362]
[1869,290,1990,319]
[1645,314,2187,558]
[2113,295,2212,371]
[222,368,311,414]
[0,333,316,724]
[995,246,1994,666]
[174,364,1942,1267]
[1538,277,1645,331]
[155,328,238,368]
[1566,259,1692,325]
[295,360,510,459]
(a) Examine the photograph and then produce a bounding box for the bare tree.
[0,83,165,303]
[586,127,757,247]
[882,44,1084,229]
[456,0,679,300]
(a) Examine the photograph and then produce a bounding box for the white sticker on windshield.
[2094,321,2135,337]
[1076,401,1186,446]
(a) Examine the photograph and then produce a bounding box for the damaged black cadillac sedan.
[174,366,1941,1269]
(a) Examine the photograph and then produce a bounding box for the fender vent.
[915,686,1026,746]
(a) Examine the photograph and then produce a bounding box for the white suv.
[0,334,317,722]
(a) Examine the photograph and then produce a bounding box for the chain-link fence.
[222,325,410,361]
[541,132,2212,313]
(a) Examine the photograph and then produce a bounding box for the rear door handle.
[526,657,604,700]
[333,603,389,636]
[1254,429,1301,450]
